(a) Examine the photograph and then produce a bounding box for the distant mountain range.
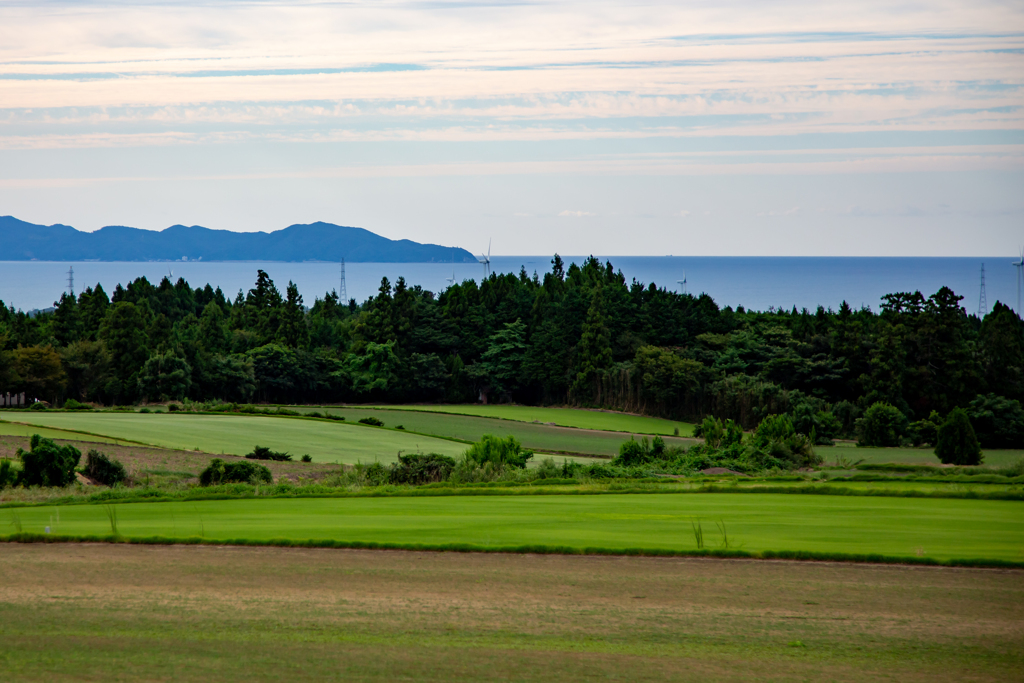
[0,216,477,263]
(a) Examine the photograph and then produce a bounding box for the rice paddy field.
[2,544,1020,682]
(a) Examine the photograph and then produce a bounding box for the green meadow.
[292,405,692,456]
[0,413,465,464]
[817,443,1024,468]
[7,493,1023,562]
[362,404,695,436]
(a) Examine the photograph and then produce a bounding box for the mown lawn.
[818,443,1024,468]
[6,493,1022,562]
[0,413,466,464]
[292,405,692,456]
[361,404,695,436]
[2,544,1020,682]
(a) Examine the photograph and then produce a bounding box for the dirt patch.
[700,467,749,476]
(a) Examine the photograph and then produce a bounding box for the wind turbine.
[676,271,687,295]
[1014,247,1024,315]
[478,239,492,278]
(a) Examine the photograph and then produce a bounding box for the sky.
[0,0,1021,256]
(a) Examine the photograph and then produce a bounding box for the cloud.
[674,210,691,217]
[758,207,801,216]
[558,210,596,217]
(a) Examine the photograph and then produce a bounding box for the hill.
[0,216,477,263]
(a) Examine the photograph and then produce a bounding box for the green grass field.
[818,443,1024,468]
[358,404,695,436]
[291,406,692,456]
[0,420,126,445]
[3,544,1020,682]
[7,493,1022,562]
[0,413,466,464]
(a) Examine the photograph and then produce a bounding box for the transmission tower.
[66,266,74,298]
[978,263,987,317]
[339,259,348,303]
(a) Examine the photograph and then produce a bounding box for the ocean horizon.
[1,256,1019,316]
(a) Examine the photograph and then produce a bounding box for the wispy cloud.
[559,210,596,217]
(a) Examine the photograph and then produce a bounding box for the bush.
[856,402,908,447]
[29,402,47,411]
[967,394,1024,449]
[17,434,81,487]
[534,457,561,480]
[139,407,152,414]
[199,458,272,486]
[63,399,91,411]
[300,454,312,463]
[0,459,17,488]
[464,434,533,469]
[245,445,292,461]
[935,408,983,466]
[358,416,385,427]
[909,411,941,447]
[359,461,389,486]
[84,449,127,486]
[167,403,181,412]
[389,453,456,484]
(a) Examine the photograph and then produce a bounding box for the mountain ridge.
[0,216,477,263]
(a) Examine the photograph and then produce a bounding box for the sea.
[0,257,1019,316]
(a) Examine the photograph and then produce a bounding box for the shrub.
[167,403,181,412]
[84,450,127,486]
[748,414,819,469]
[534,457,561,480]
[856,402,908,447]
[139,407,152,414]
[17,434,81,487]
[464,434,533,469]
[967,394,1024,449]
[935,408,983,466]
[245,445,292,461]
[199,458,272,486]
[358,416,385,427]
[396,425,405,430]
[389,453,456,484]
[360,461,389,486]
[275,408,300,416]
[909,411,941,446]
[29,401,47,411]
[693,416,742,449]
[63,399,91,411]
[305,411,323,418]
[0,459,17,488]
[300,454,312,463]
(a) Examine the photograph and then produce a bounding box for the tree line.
[1,256,1022,444]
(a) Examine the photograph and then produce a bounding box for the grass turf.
[291,405,692,457]
[360,404,695,436]
[818,443,1024,468]
[5,493,1022,562]
[1,544,1019,682]
[0,413,466,464]
[0,420,127,445]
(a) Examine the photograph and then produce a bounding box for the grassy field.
[818,443,1024,468]
[0,413,466,465]
[0,420,127,445]
[356,404,695,436]
[0,544,1020,682]
[291,406,693,456]
[6,493,1023,561]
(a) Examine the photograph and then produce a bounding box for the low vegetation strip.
[3,532,1022,569]
[3,494,1021,562]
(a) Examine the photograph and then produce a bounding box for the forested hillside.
[1,256,1021,443]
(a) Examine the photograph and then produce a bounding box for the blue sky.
[0,0,1021,255]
